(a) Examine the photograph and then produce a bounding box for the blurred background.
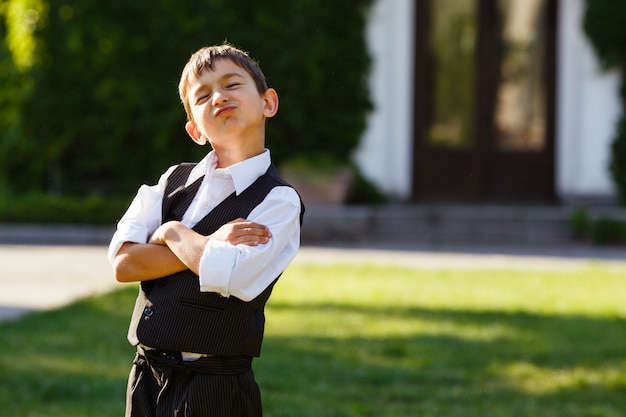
[1,3,626,415]
[0,0,625,247]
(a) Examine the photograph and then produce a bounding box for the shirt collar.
[195,149,271,196]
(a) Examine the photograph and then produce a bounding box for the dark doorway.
[413,0,557,202]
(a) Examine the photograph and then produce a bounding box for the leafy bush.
[569,207,591,238]
[0,193,131,224]
[569,208,626,245]
[0,0,373,199]
[592,216,626,245]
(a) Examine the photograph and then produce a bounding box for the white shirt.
[108,149,302,302]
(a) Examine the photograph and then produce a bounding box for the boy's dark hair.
[179,44,269,122]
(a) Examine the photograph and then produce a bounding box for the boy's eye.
[196,94,211,104]
[226,83,241,89]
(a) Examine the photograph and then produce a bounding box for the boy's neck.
[214,145,265,168]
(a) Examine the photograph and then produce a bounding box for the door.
[413,0,557,203]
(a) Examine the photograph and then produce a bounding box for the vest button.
[143,307,154,317]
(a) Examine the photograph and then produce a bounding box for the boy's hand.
[149,218,271,247]
[209,218,272,246]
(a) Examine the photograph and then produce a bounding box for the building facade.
[354,0,623,204]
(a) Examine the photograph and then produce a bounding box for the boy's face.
[184,58,278,154]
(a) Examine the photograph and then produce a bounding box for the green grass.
[1,262,625,416]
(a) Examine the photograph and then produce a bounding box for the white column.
[556,0,622,202]
[353,0,415,200]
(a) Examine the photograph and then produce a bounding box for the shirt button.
[143,307,154,317]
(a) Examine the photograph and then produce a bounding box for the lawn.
[1,261,625,416]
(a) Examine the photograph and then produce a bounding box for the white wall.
[353,0,415,200]
[556,0,622,202]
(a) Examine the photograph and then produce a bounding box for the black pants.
[126,348,262,417]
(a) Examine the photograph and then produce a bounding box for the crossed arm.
[112,218,271,283]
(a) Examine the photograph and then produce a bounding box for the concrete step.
[301,204,626,246]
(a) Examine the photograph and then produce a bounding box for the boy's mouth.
[214,106,235,117]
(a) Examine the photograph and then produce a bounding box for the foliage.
[0,0,372,198]
[583,1,626,202]
[568,207,591,238]
[345,164,386,204]
[569,207,626,245]
[3,0,46,70]
[0,4,28,192]
[0,193,131,224]
[609,119,626,203]
[592,215,626,245]
[583,1,626,71]
[2,262,626,416]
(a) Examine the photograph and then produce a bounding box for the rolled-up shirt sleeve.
[107,167,176,265]
[198,186,302,301]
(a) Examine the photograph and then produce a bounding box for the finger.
[238,224,266,231]
[240,236,270,246]
[237,222,262,230]
[245,228,272,238]
[231,219,268,229]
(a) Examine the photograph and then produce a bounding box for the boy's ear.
[185,122,207,145]
[262,88,279,118]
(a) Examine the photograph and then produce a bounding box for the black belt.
[136,346,252,375]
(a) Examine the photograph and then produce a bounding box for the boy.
[108,44,304,417]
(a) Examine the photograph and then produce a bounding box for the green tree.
[1,0,372,197]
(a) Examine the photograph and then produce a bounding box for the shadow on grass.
[259,303,626,417]
[0,287,137,417]
[0,288,624,417]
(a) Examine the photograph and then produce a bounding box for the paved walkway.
[1,243,625,322]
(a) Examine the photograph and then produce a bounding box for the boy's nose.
[212,89,229,106]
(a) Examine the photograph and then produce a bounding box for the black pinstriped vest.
[127,163,304,357]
